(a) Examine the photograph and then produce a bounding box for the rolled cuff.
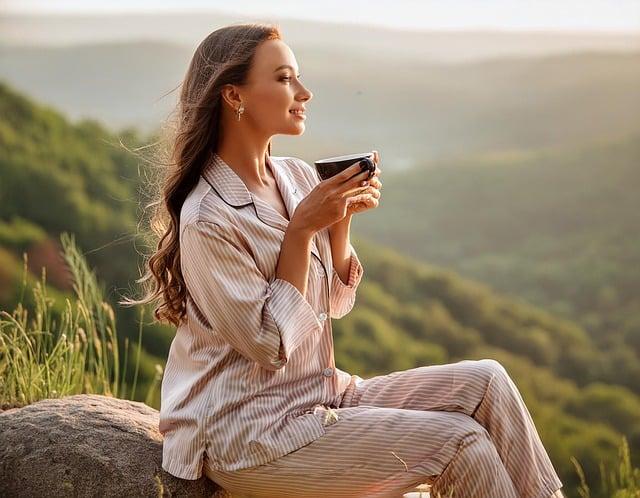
[266,276,324,369]
[330,246,364,319]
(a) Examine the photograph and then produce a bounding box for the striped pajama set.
[159,152,564,498]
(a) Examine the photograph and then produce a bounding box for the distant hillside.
[341,235,640,492]
[353,133,640,393]
[2,12,638,58]
[0,40,638,169]
[0,80,142,287]
[0,80,172,394]
[1,80,638,496]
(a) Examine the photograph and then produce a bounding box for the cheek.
[252,84,292,114]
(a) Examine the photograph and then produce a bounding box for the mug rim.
[314,152,373,164]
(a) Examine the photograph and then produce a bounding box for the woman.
[127,23,565,498]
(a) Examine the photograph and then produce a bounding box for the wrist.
[329,214,352,234]
[287,217,316,240]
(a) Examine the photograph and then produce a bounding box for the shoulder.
[179,177,235,235]
[180,219,243,253]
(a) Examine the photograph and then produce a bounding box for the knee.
[431,415,502,477]
[477,358,510,381]
[455,414,491,442]
[454,421,500,464]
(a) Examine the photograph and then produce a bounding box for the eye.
[280,74,302,82]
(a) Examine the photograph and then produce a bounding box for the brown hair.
[120,23,281,326]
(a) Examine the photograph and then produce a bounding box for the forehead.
[252,39,299,73]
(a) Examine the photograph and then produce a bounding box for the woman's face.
[236,39,313,136]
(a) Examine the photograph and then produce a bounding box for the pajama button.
[318,312,327,321]
[323,367,334,377]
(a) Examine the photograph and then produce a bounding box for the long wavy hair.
[120,23,281,327]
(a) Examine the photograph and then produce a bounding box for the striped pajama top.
[158,151,364,480]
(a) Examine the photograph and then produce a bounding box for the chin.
[284,124,306,135]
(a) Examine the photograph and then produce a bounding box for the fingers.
[327,152,380,183]
[353,174,382,191]
[347,192,379,208]
[331,159,370,184]
[342,184,380,199]
[324,153,381,201]
[339,169,375,195]
[343,150,382,210]
[371,150,381,178]
[328,161,370,193]
[338,165,382,198]
[366,176,382,189]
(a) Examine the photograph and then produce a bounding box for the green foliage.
[0,232,160,407]
[0,80,144,290]
[0,216,47,251]
[567,383,640,436]
[355,134,640,395]
[334,308,446,377]
[336,237,640,497]
[1,77,639,497]
[572,436,640,498]
[0,79,165,407]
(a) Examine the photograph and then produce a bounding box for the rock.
[0,394,227,498]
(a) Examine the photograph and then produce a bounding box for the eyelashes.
[280,75,302,82]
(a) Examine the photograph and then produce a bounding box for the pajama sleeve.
[180,220,324,371]
[329,243,364,319]
[285,156,366,319]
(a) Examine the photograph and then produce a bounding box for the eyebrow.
[274,64,300,73]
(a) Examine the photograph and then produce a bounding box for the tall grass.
[1,233,639,498]
[572,436,640,498]
[0,232,161,408]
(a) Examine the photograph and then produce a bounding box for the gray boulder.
[0,394,229,497]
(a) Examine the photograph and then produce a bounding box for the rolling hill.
[1,79,638,497]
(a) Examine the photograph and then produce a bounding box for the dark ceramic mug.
[314,152,376,181]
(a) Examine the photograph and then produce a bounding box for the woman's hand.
[344,150,382,216]
[290,153,381,235]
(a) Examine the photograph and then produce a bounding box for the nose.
[298,85,312,103]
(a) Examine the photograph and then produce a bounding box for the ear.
[220,83,242,110]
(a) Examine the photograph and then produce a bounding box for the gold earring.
[236,103,245,121]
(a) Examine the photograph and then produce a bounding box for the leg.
[340,358,563,498]
[204,407,518,498]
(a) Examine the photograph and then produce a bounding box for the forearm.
[328,214,353,285]
[276,223,315,298]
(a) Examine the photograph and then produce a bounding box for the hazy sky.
[3,0,639,32]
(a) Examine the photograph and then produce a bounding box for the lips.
[289,109,306,120]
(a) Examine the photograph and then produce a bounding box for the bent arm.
[180,221,322,371]
[328,232,364,319]
[289,156,365,319]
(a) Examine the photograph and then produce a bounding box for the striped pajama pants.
[204,358,564,498]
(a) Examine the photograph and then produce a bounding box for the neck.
[217,123,272,189]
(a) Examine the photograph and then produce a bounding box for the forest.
[1,79,638,496]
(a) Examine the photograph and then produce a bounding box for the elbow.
[265,358,286,371]
[261,344,288,371]
[329,293,357,319]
